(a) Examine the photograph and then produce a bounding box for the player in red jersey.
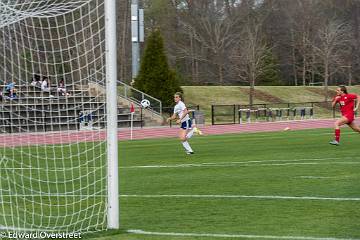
[330,85,360,145]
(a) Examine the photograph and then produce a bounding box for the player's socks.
[182,141,193,153]
[186,128,195,139]
[335,129,340,142]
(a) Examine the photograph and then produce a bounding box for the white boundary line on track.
[127,229,360,240]
[2,194,360,201]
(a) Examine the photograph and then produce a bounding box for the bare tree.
[115,0,360,86]
[285,0,321,86]
[171,0,241,84]
[231,20,271,106]
[311,20,352,101]
[117,0,131,82]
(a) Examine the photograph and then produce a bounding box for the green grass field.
[1,128,360,239]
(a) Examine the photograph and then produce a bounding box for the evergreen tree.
[258,49,282,86]
[134,29,182,107]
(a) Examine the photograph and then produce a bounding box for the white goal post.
[105,0,119,230]
[0,0,119,234]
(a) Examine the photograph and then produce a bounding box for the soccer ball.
[140,99,150,108]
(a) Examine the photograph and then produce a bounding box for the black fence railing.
[127,101,351,127]
[211,101,342,125]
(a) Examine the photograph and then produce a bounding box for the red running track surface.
[0,118,356,147]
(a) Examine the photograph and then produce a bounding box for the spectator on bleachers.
[57,79,69,96]
[5,80,17,99]
[41,77,54,97]
[41,77,50,92]
[31,73,42,88]
[0,81,3,101]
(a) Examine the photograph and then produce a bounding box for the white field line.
[120,194,360,201]
[2,156,360,170]
[119,157,360,169]
[2,161,360,171]
[2,194,360,201]
[251,162,360,167]
[119,161,360,170]
[0,225,39,232]
[127,131,357,148]
[127,229,360,240]
[295,176,342,179]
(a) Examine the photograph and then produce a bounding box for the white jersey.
[174,100,190,123]
[41,80,48,90]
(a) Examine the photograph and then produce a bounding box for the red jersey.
[335,93,357,116]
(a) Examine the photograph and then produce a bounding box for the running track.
[0,118,356,147]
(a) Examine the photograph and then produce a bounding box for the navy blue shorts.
[180,119,192,130]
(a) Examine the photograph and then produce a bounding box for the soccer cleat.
[193,127,203,135]
[186,151,194,155]
[329,140,339,146]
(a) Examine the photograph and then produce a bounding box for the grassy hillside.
[182,85,360,123]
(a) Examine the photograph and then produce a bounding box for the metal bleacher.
[0,84,143,133]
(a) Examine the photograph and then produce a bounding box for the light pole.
[131,0,144,80]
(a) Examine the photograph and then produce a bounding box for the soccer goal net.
[0,0,118,234]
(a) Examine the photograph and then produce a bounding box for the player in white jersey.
[167,92,202,154]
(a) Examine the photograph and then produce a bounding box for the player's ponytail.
[339,85,348,94]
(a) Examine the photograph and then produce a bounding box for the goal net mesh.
[0,0,109,233]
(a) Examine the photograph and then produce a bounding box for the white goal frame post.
[105,0,119,230]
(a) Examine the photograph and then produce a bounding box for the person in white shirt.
[57,79,69,96]
[167,92,202,154]
[41,77,50,92]
[41,77,54,97]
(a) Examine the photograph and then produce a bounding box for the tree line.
[117,0,360,91]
